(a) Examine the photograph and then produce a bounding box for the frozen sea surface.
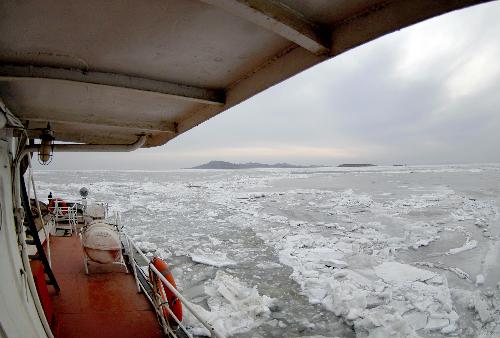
[34,164,500,337]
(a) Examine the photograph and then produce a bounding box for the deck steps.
[21,175,60,293]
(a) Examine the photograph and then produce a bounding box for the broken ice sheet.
[183,271,273,338]
[374,262,436,284]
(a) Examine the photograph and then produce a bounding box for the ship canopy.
[0,0,491,147]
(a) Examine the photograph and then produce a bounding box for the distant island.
[190,160,324,169]
[337,164,376,167]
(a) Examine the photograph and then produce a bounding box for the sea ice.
[255,262,282,269]
[207,210,218,217]
[135,240,157,253]
[280,243,460,337]
[476,274,485,286]
[183,271,273,337]
[473,292,492,323]
[374,262,436,284]
[447,239,478,255]
[453,287,500,334]
[34,164,500,337]
[191,252,237,267]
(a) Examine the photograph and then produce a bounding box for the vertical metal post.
[27,155,52,266]
[128,236,141,293]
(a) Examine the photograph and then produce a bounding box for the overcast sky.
[42,2,500,170]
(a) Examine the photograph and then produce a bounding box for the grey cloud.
[37,2,500,170]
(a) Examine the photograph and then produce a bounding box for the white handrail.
[163,304,194,338]
[53,201,78,233]
[125,234,150,263]
[124,234,221,338]
[149,264,221,338]
[125,236,141,293]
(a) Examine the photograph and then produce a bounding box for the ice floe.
[184,271,273,337]
[447,239,478,255]
[191,252,237,267]
[476,274,485,286]
[374,261,436,284]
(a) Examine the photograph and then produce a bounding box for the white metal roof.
[0,0,491,147]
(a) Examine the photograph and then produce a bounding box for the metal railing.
[124,234,222,338]
[53,201,78,233]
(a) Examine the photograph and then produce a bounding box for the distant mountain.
[190,160,323,169]
[338,163,376,167]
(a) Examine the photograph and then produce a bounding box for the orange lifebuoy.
[48,198,67,215]
[149,256,183,326]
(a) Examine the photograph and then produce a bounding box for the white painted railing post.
[127,236,141,293]
[124,234,221,338]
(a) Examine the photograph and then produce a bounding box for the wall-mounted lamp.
[39,123,54,165]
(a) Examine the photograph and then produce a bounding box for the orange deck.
[48,233,163,338]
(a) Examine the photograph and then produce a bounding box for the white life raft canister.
[81,222,122,264]
[85,204,106,219]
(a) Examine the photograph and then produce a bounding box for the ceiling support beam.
[200,0,329,55]
[23,116,177,134]
[0,64,225,105]
[329,0,493,57]
[178,0,491,136]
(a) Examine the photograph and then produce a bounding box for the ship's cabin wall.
[0,132,47,337]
